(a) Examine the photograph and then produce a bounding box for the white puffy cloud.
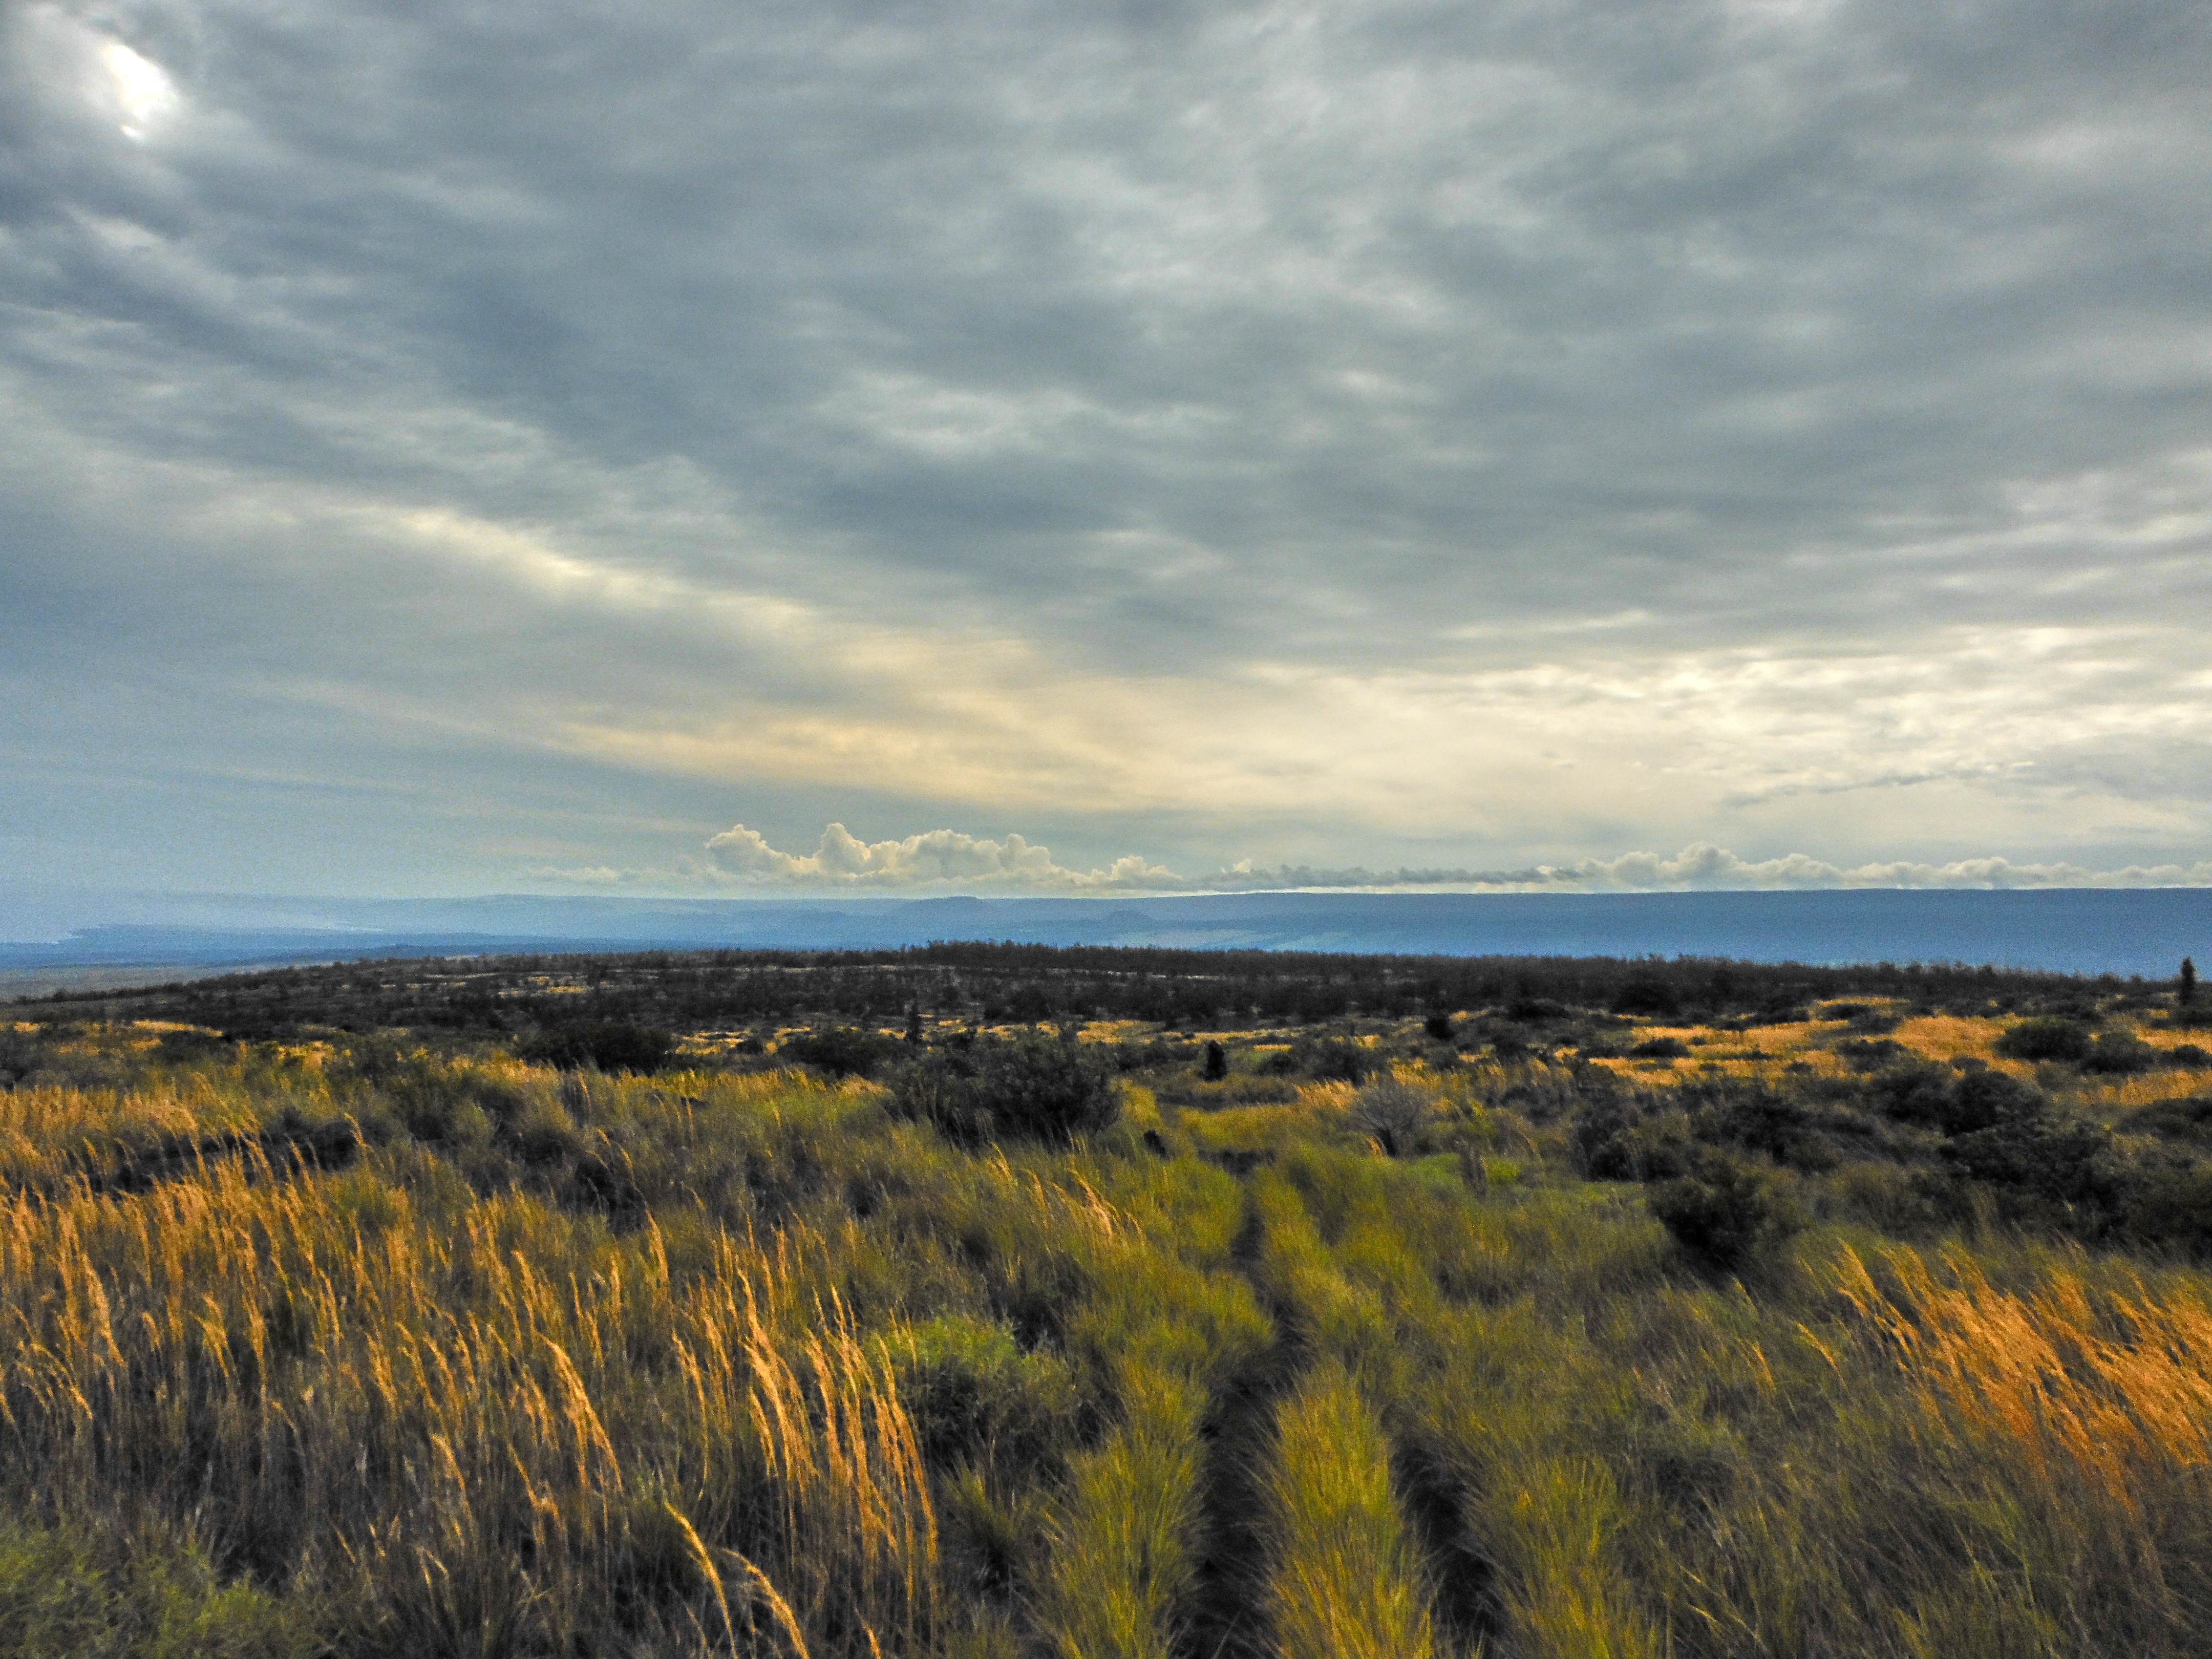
[699,827,2212,895]
[703,823,1178,891]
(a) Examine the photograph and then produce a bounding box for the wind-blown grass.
[6,1018,2212,1657]
[1264,1362,1434,1659]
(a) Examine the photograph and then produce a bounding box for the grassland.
[3,968,2211,1657]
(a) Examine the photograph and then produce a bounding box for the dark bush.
[1201,1039,1228,1081]
[1572,1097,1692,1182]
[339,1052,523,1146]
[519,1022,675,1075]
[151,1029,229,1063]
[2170,1044,2210,1067]
[1696,1084,1851,1172]
[780,1025,904,1079]
[1505,997,1569,1023]
[1648,1151,1800,1269]
[0,1027,48,1086]
[1292,1036,1372,1084]
[1488,1025,1532,1059]
[2122,1095,2212,1146]
[1834,1038,1904,1071]
[1628,1037,1690,1060]
[2080,1031,2158,1075]
[888,1032,1117,1145]
[2123,1163,2212,1256]
[1612,977,1680,1018]
[1870,1060,1958,1128]
[1114,1037,1201,1073]
[1944,1068,2044,1135]
[1942,1111,2116,1210]
[1423,1012,1457,1041]
[1994,1017,2093,1064]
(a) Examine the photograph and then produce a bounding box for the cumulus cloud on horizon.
[701,823,1180,891]
[682,825,2212,896]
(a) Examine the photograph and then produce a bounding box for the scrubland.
[4,969,2212,1658]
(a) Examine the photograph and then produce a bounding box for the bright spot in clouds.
[97,40,177,139]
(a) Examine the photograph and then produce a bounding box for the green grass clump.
[1264,1362,1434,1659]
[0,1519,314,1659]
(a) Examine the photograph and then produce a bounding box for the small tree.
[1202,1039,1228,1081]
[2182,958,2199,1009]
[1352,1077,1432,1157]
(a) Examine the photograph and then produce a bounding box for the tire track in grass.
[1180,1179,1310,1659]
[1391,1438,1502,1658]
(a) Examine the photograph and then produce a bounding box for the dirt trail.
[1179,1183,1309,1659]
[1392,1439,1501,1657]
[1177,1170,1500,1659]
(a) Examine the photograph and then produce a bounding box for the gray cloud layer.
[3,0,2208,893]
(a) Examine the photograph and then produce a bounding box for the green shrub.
[894,1315,1077,1475]
[2124,1163,2212,1256]
[518,1020,674,1074]
[1942,1110,2117,1211]
[1942,1067,2044,1136]
[779,1025,904,1078]
[2081,1031,2158,1074]
[1993,1017,2093,1064]
[1647,1150,1801,1269]
[888,1032,1117,1145]
[0,1520,317,1659]
[1572,1097,1692,1182]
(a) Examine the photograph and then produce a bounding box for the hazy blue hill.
[3,887,2207,986]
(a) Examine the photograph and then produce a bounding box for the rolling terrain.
[4,946,2211,1657]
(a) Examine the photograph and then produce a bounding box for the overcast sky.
[4,0,2209,899]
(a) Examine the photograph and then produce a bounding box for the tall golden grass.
[1833,1241,2212,1511]
[8,1037,2212,1658]
[0,1146,937,1656]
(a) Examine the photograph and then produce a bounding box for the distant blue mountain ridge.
[2,888,2207,983]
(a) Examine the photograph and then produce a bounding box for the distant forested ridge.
[9,941,2144,1042]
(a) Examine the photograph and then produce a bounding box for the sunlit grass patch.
[1893,1013,2005,1064]
[1264,1362,1435,1659]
